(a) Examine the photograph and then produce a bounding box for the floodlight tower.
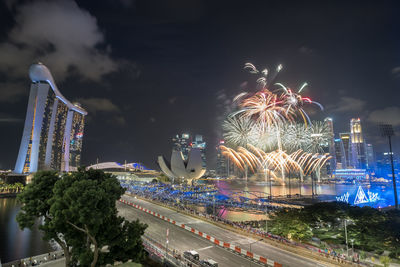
[380,124,398,209]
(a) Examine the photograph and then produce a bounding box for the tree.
[270,209,312,241]
[17,169,147,267]
[16,171,73,265]
[380,255,391,267]
[49,168,147,266]
[383,209,400,258]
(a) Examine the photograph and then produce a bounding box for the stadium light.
[380,124,398,209]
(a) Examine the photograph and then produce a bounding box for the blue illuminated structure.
[353,186,369,205]
[334,169,367,181]
[336,185,382,207]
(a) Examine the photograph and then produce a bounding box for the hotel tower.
[14,63,87,173]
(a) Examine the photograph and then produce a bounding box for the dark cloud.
[112,116,127,126]
[0,0,118,84]
[168,96,177,104]
[0,81,26,103]
[299,46,313,55]
[0,112,22,123]
[76,98,121,114]
[327,96,367,113]
[368,107,400,126]
[392,67,400,79]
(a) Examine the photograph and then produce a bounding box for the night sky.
[1,0,400,170]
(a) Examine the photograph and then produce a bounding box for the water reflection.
[0,198,51,263]
[208,180,399,221]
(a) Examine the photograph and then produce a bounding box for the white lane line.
[197,245,214,251]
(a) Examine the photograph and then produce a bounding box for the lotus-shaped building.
[157,148,206,184]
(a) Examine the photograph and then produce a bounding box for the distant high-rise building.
[216,140,228,177]
[172,133,191,160]
[14,63,87,174]
[339,132,351,169]
[366,143,375,169]
[192,134,206,168]
[350,118,367,169]
[172,133,206,167]
[324,117,336,173]
[334,138,344,169]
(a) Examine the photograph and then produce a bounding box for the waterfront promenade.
[120,194,332,267]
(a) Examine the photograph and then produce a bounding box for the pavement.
[117,201,261,267]
[119,195,331,267]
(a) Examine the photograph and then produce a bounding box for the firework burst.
[307,121,332,153]
[220,62,331,181]
[222,116,257,147]
[274,82,324,126]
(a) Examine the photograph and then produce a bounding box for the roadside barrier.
[119,199,282,267]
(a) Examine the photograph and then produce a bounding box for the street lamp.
[380,124,399,209]
[350,239,354,257]
[344,219,349,257]
[249,238,263,267]
[265,205,268,234]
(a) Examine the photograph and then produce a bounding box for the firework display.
[220,63,331,182]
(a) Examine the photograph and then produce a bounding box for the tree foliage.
[269,202,400,258]
[17,169,147,266]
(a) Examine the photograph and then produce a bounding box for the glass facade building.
[339,132,351,169]
[350,118,367,169]
[14,63,87,173]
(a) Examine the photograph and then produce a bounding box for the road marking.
[197,245,214,251]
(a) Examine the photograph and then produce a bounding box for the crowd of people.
[129,190,363,266]
[121,180,364,266]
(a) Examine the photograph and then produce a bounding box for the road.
[119,195,330,267]
[117,201,261,267]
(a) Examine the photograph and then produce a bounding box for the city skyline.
[1,2,400,267]
[1,1,400,170]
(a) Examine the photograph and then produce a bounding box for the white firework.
[307,121,332,153]
[254,124,279,151]
[222,116,257,147]
[281,123,310,152]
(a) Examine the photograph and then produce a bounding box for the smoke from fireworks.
[220,62,331,180]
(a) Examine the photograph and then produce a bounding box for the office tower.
[172,133,191,160]
[216,140,228,177]
[324,117,336,173]
[192,134,206,168]
[334,138,344,169]
[14,63,87,173]
[366,143,375,169]
[339,133,351,169]
[350,118,367,169]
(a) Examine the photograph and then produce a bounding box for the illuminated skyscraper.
[324,117,336,173]
[366,143,375,169]
[339,132,351,169]
[192,134,206,168]
[334,138,344,169]
[350,118,367,169]
[216,140,228,177]
[14,63,87,174]
[172,133,191,160]
[172,133,206,167]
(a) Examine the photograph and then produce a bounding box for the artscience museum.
[157,148,206,184]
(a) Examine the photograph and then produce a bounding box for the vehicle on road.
[184,250,200,261]
[200,258,218,267]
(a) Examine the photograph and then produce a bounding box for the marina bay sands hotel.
[14,63,87,174]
